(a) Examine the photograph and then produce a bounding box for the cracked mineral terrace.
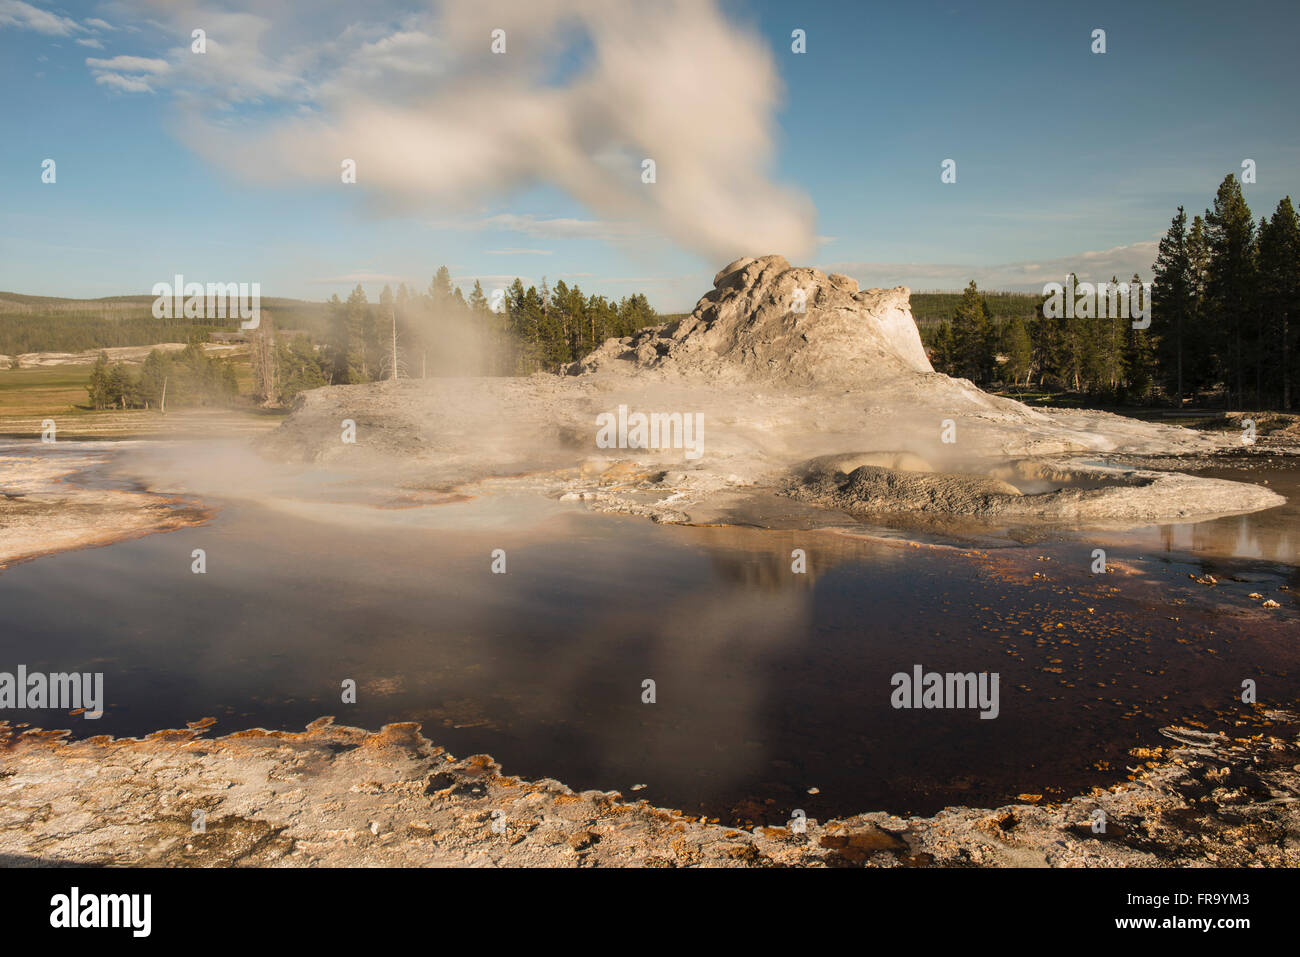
[2,714,1297,866]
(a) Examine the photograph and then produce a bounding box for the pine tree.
[1107,275,1128,393]
[378,285,399,380]
[521,285,545,372]
[928,321,954,373]
[326,293,348,384]
[1185,214,1213,399]
[1258,196,1300,409]
[560,282,589,356]
[467,280,488,314]
[466,279,500,375]
[138,348,169,409]
[344,284,371,381]
[429,266,453,308]
[1204,174,1256,407]
[551,279,571,359]
[106,364,130,408]
[276,335,328,402]
[1124,272,1157,402]
[1002,313,1032,387]
[1152,207,1194,404]
[1030,288,1063,388]
[586,293,617,356]
[87,353,107,409]
[951,281,994,383]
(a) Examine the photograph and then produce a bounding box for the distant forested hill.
[910,290,1041,330]
[0,293,332,355]
[1,288,1042,358]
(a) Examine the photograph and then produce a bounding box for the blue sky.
[1,0,1297,310]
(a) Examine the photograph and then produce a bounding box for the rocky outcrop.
[570,255,933,383]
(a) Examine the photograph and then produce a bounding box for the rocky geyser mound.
[253,253,1278,527]
[568,255,934,384]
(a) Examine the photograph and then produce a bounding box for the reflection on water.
[1,445,1298,823]
[1094,466,1300,565]
[1153,515,1298,563]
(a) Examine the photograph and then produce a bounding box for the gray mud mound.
[792,462,1027,516]
[787,453,1284,527]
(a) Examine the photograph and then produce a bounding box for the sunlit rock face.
[570,254,933,382]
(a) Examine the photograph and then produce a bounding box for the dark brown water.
[1,444,1298,824]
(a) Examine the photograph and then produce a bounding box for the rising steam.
[145,0,816,261]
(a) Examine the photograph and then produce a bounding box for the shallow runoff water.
[1,441,1298,824]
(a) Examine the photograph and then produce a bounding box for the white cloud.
[478,214,641,243]
[486,248,553,256]
[75,37,103,48]
[0,0,83,35]
[315,28,447,101]
[88,2,311,104]
[138,0,814,263]
[94,72,154,93]
[84,54,173,94]
[84,17,115,31]
[85,55,170,74]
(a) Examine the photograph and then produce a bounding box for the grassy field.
[0,366,95,418]
[0,362,283,440]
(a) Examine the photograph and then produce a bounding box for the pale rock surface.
[571,254,933,381]
[2,714,1296,867]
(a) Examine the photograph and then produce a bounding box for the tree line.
[925,174,1300,408]
[2,315,230,358]
[86,337,239,410]
[64,271,664,409]
[248,267,660,404]
[928,275,1154,401]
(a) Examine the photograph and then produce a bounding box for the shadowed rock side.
[1,715,1296,867]
[254,255,1283,529]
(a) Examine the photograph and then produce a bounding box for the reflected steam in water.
[1,445,1298,822]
